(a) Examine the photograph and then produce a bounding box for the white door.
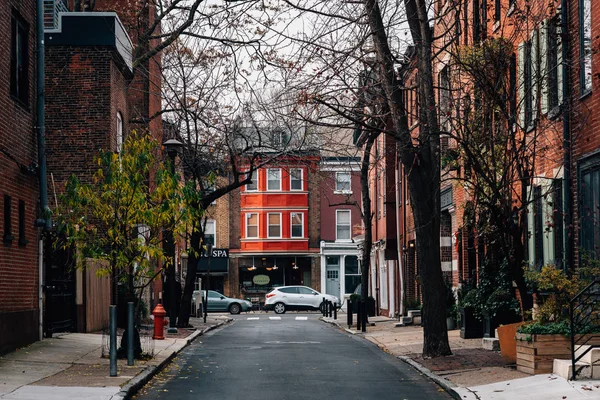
[326,256,340,301]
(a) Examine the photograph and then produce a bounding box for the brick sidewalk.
[410,348,507,372]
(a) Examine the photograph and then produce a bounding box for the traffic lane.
[137,319,452,400]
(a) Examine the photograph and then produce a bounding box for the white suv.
[264,286,340,314]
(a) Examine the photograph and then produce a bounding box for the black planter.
[483,310,521,338]
[460,307,484,339]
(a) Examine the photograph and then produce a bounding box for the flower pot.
[446,316,456,331]
[497,322,524,364]
[460,307,483,339]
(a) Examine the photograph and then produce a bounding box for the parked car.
[264,285,340,314]
[193,290,252,315]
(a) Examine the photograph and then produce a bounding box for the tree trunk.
[408,167,452,357]
[363,0,451,357]
[177,225,201,328]
[360,133,377,304]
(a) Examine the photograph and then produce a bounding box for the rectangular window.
[246,169,258,191]
[518,36,537,129]
[509,53,517,123]
[291,212,303,238]
[246,213,258,238]
[533,185,544,269]
[290,168,303,191]
[10,10,29,105]
[336,210,351,241]
[581,161,600,259]
[552,180,564,269]
[439,65,450,129]
[268,213,281,238]
[3,195,13,244]
[203,219,216,246]
[18,200,27,246]
[267,168,281,191]
[335,172,351,192]
[344,255,361,294]
[494,0,501,21]
[547,19,559,109]
[580,0,592,94]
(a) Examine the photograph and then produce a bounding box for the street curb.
[398,356,463,400]
[116,319,232,399]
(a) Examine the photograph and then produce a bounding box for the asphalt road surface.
[135,313,452,400]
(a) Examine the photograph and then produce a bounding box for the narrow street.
[136,314,452,400]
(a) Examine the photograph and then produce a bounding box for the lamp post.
[164,139,182,333]
[203,243,213,323]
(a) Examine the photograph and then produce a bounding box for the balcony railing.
[43,0,68,31]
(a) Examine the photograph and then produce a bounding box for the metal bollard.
[347,300,353,327]
[356,300,362,331]
[127,302,134,366]
[322,297,326,316]
[333,302,337,320]
[109,305,117,377]
[361,300,367,333]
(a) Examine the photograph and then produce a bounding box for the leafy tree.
[57,131,186,319]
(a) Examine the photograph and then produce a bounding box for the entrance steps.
[553,345,600,380]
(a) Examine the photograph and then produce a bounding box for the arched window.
[116,112,123,153]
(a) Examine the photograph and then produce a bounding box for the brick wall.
[0,0,41,354]
[45,46,128,190]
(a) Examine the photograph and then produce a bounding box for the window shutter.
[532,29,539,122]
[518,42,526,127]
[540,20,549,115]
[556,18,563,104]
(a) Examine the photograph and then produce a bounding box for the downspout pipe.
[36,0,51,230]
[561,0,572,272]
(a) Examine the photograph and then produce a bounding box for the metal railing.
[570,279,600,380]
[43,0,68,31]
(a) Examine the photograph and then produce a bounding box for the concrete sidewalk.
[0,316,232,400]
[323,314,600,400]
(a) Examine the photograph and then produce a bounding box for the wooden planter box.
[516,333,571,374]
[516,333,600,374]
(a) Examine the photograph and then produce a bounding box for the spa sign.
[252,275,270,285]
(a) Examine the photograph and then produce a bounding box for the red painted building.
[227,153,322,304]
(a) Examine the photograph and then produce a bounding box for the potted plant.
[458,288,484,339]
[515,262,600,374]
[482,289,521,338]
[445,280,458,330]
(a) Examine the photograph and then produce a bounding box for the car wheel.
[274,302,286,314]
[229,303,241,315]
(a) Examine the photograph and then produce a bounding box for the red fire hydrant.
[152,304,167,340]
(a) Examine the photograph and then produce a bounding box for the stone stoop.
[553,359,592,380]
[553,346,600,380]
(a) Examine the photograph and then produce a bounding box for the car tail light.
[266,293,276,299]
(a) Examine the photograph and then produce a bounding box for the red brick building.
[318,155,362,309]
[0,0,42,354]
[227,152,321,304]
[44,9,133,334]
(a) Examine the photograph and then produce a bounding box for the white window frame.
[290,212,304,238]
[267,168,281,191]
[204,219,216,245]
[335,171,351,193]
[116,112,123,153]
[336,209,351,241]
[290,168,303,191]
[246,213,258,238]
[246,169,258,192]
[267,212,282,238]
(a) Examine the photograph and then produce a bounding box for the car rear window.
[279,287,298,294]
